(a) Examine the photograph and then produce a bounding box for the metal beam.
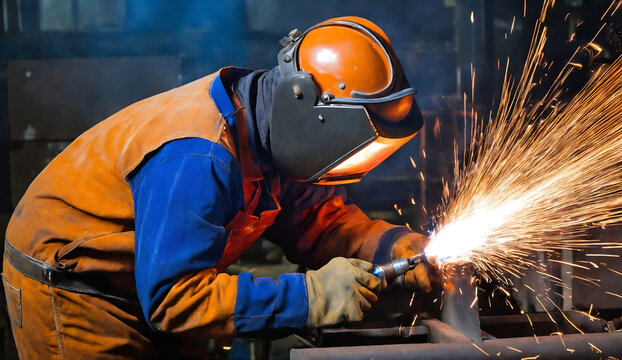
[421,318,471,343]
[290,332,622,360]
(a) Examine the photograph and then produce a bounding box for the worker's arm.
[263,179,413,269]
[129,138,307,338]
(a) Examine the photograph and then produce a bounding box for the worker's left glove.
[306,257,381,328]
[392,232,433,292]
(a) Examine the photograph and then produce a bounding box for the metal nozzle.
[371,254,427,283]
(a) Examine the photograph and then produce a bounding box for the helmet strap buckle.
[279,28,303,47]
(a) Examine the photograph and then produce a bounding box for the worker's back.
[5,70,235,287]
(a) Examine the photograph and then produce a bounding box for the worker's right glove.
[306,257,380,328]
[392,232,434,292]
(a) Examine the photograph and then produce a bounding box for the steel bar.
[320,326,428,339]
[290,332,622,360]
[420,318,471,343]
[318,326,428,347]
[480,310,608,335]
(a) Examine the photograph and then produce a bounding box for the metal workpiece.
[318,326,428,347]
[440,263,481,343]
[289,332,622,360]
[420,318,471,343]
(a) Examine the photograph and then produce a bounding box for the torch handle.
[371,254,426,282]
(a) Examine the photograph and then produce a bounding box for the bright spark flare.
[425,0,622,283]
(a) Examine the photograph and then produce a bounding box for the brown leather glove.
[306,257,380,328]
[392,232,433,292]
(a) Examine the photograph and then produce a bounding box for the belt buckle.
[42,268,55,283]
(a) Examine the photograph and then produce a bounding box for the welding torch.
[371,253,427,284]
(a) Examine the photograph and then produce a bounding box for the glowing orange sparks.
[607,268,622,277]
[588,342,602,353]
[605,291,622,300]
[472,343,489,357]
[424,3,622,281]
[536,297,557,324]
[548,259,589,270]
[587,42,603,55]
[601,0,617,20]
[469,295,478,308]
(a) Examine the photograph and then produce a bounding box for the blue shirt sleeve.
[128,137,308,332]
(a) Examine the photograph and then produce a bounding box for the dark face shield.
[270,72,423,184]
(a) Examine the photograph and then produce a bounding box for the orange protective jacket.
[4,68,398,342]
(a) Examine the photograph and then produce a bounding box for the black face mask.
[233,66,281,168]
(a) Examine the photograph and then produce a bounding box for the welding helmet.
[271,16,424,185]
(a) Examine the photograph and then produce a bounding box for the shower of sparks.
[424,0,622,284]
[507,346,522,353]
[472,343,489,357]
[409,156,417,169]
[588,342,603,353]
[469,294,478,308]
[605,291,622,300]
[608,268,622,277]
[585,253,619,257]
[394,204,402,216]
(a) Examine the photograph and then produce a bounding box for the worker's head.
[271,16,423,185]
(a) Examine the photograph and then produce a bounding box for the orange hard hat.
[271,17,423,184]
[297,16,413,123]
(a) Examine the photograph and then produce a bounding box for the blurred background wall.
[0,0,621,358]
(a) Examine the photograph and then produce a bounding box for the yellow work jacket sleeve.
[149,269,238,338]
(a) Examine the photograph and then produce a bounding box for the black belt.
[4,238,138,307]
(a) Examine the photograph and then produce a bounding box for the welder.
[3,17,433,358]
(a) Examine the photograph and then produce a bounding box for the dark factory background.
[0,1,621,359]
